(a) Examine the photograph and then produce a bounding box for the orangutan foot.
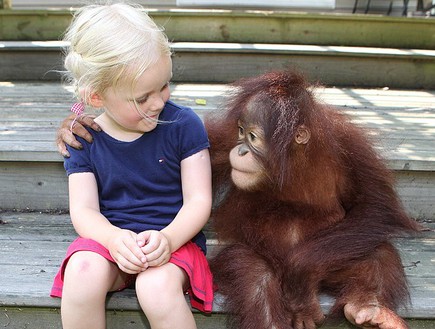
[344,302,409,329]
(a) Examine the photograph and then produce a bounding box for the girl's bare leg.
[136,263,196,329]
[61,251,126,329]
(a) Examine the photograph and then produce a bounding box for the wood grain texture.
[0,7,433,47]
[0,212,434,327]
[1,42,434,88]
[1,82,434,216]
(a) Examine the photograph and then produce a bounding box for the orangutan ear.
[88,92,104,108]
[295,125,311,145]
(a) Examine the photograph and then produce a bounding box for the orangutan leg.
[327,242,410,329]
[211,244,288,329]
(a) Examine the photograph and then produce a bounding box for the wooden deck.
[0,211,434,328]
[2,41,435,89]
[1,4,434,326]
[2,9,434,49]
[1,81,435,327]
[1,82,434,217]
[0,81,434,164]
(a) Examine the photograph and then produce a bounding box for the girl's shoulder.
[65,126,105,156]
[165,100,189,112]
[77,126,103,145]
[163,100,203,125]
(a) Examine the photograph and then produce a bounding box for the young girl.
[50,3,213,329]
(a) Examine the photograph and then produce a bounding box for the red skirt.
[51,237,213,313]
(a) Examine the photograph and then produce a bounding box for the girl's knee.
[63,251,117,291]
[135,264,186,308]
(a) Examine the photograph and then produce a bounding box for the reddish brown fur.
[205,70,420,329]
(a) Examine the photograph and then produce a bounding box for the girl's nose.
[151,95,165,111]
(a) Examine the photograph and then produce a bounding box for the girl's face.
[101,55,173,133]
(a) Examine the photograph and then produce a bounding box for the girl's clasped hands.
[108,229,171,274]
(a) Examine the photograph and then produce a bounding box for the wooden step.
[0,211,434,328]
[1,81,434,219]
[1,41,435,88]
[0,211,226,329]
[7,0,426,17]
[1,8,434,49]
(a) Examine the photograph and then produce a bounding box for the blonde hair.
[63,1,171,104]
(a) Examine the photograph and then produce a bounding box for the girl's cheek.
[163,89,171,102]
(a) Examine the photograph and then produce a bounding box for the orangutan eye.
[249,132,257,142]
[238,126,245,138]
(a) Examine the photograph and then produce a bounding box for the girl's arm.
[138,148,212,266]
[68,172,147,273]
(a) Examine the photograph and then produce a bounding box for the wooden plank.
[0,212,216,242]
[3,307,435,329]
[10,0,174,7]
[3,126,433,141]
[2,82,434,113]
[1,41,434,88]
[0,159,435,219]
[169,42,435,59]
[394,171,435,219]
[0,307,229,329]
[8,0,422,17]
[1,235,434,274]
[2,160,432,217]
[0,263,433,318]
[0,213,434,324]
[0,9,434,49]
[0,161,68,209]
[2,82,434,166]
[0,82,434,214]
[171,49,435,88]
[3,140,435,171]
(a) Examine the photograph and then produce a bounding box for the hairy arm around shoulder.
[56,113,101,157]
[68,172,147,274]
[137,148,212,267]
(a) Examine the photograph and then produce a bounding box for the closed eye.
[136,82,170,104]
[249,132,257,142]
[135,95,149,104]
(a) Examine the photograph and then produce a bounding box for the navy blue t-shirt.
[64,100,210,253]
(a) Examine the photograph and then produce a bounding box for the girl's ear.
[88,92,104,108]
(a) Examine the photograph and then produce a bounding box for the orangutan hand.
[56,113,101,157]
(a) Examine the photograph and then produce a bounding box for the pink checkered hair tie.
[70,102,85,116]
[70,102,85,132]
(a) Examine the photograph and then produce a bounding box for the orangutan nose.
[238,144,250,156]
